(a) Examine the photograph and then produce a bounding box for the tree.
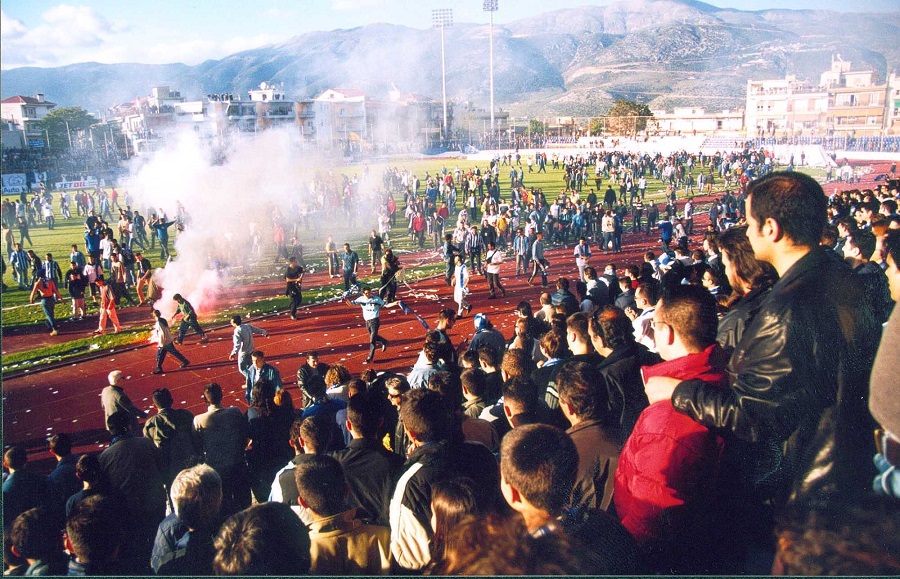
[605,99,653,136]
[589,117,604,136]
[528,119,546,135]
[38,107,96,152]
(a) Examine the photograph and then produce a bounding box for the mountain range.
[2,0,899,118]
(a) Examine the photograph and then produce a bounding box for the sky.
[1,0,897,70]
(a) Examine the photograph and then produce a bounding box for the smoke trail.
[124,127,380,319]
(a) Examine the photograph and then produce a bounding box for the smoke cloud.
[124,127,381,319]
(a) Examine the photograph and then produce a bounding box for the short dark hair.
[846,230,877,260]
[501,349,533,380]
[590,305,634,350]
[346,393,380,438]
[400,388,449,444]
[203,383,223,405]
[565,312,590,344]
[106,410,132,437]
[747,171,827,248]
[500,424,578,513]
[10,508,58,560]
[477,345,499,368]
[294,455,347,517]
[299,414,334,452]
[460,369,486,398]
[212,502,311,575]
[636,281,659,305]
[48,433,72,457]
[539,330,567,359]
[65,496,124,566]
[556,277,570,290]
[75,454,104,486]
[502,377,539,414]
[658,284,719,351]
[152,388,174,409]
[427,371,464,415]
[556,361,609,422]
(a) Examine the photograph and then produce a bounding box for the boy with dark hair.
[295,455,391,575]
[500,424,637,574]
[212,502,311,575]
[9,508,67,575]
[332,393,404,527]
[556,360,620,512]
[65,495,126,576]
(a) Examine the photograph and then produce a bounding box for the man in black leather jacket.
[645,172,879,568]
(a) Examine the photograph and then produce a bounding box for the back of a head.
[556,276,569,291]
[49,433,73,457]
[500,424,578,514]
[590,306,635,350]
[437,513,590,576]
[204,383,224,406]
[539,329,567,359]
[294,455,347,518]
[502,348,534,380]
[299,414,334,453]
[106,410,132,437]
[565,312,590,344]
[502,377,540,415]
[346,392,380,438]
[400,388,449,444]
[75,454,104,486]
[10,508,59,561]
[65,495,124,567]
[556,360,610,423]
[427,371,463,413]
[4,445,28,470]
[460,368,486,398]
[171,464,223,531]
[747,171,827,248]
[659,284,719,352]
[775,495,900,575]
[213,502,311,575]
[152,387,174,409]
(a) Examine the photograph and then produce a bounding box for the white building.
[1,94,56,149]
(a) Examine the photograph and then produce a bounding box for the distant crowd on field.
[4,170,900,575]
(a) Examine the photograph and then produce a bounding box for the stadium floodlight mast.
[484,0,498,149]
[432,8,453,143]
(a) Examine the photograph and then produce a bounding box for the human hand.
[645,376,681,404]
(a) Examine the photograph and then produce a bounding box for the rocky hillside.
[2,0,898,118]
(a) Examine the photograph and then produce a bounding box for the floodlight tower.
[484,0,498,148]
[432,8,453,143]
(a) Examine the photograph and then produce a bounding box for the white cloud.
[0,10,28,39]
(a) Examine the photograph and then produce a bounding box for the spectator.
[556,360,620,512]
[550,277,579,317]
[500,424,638,574]
[407,336,444,390]
[842,229,894,325]
[268,418,319,509]
[46,433,81,527]
[143,388,200,507]
[615,284,730,573]
[193,383,251,517]
[150,464,222,576]
[648,172,882,571]
[212,502,311,575]
[8,508,67,575]
[100,370,147,433]
[245,382,293,504]
[427,478,479,571]
[332,393,404,527]
[588,306,657,444]
[64,495,126,576]
[2,446,49,532]
[476,345,503,405]
[296,455,391,575]
[99,410,167,574]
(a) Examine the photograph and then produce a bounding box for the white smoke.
[124,127,380,319]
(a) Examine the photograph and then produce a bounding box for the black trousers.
[156,343,188,370]
[366,318,387,360]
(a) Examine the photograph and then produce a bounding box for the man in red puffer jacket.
[614,285,728,574]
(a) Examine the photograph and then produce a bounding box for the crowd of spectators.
[3,161,900,575]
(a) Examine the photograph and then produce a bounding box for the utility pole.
[484,0,498,149]
[432,8,453,144]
